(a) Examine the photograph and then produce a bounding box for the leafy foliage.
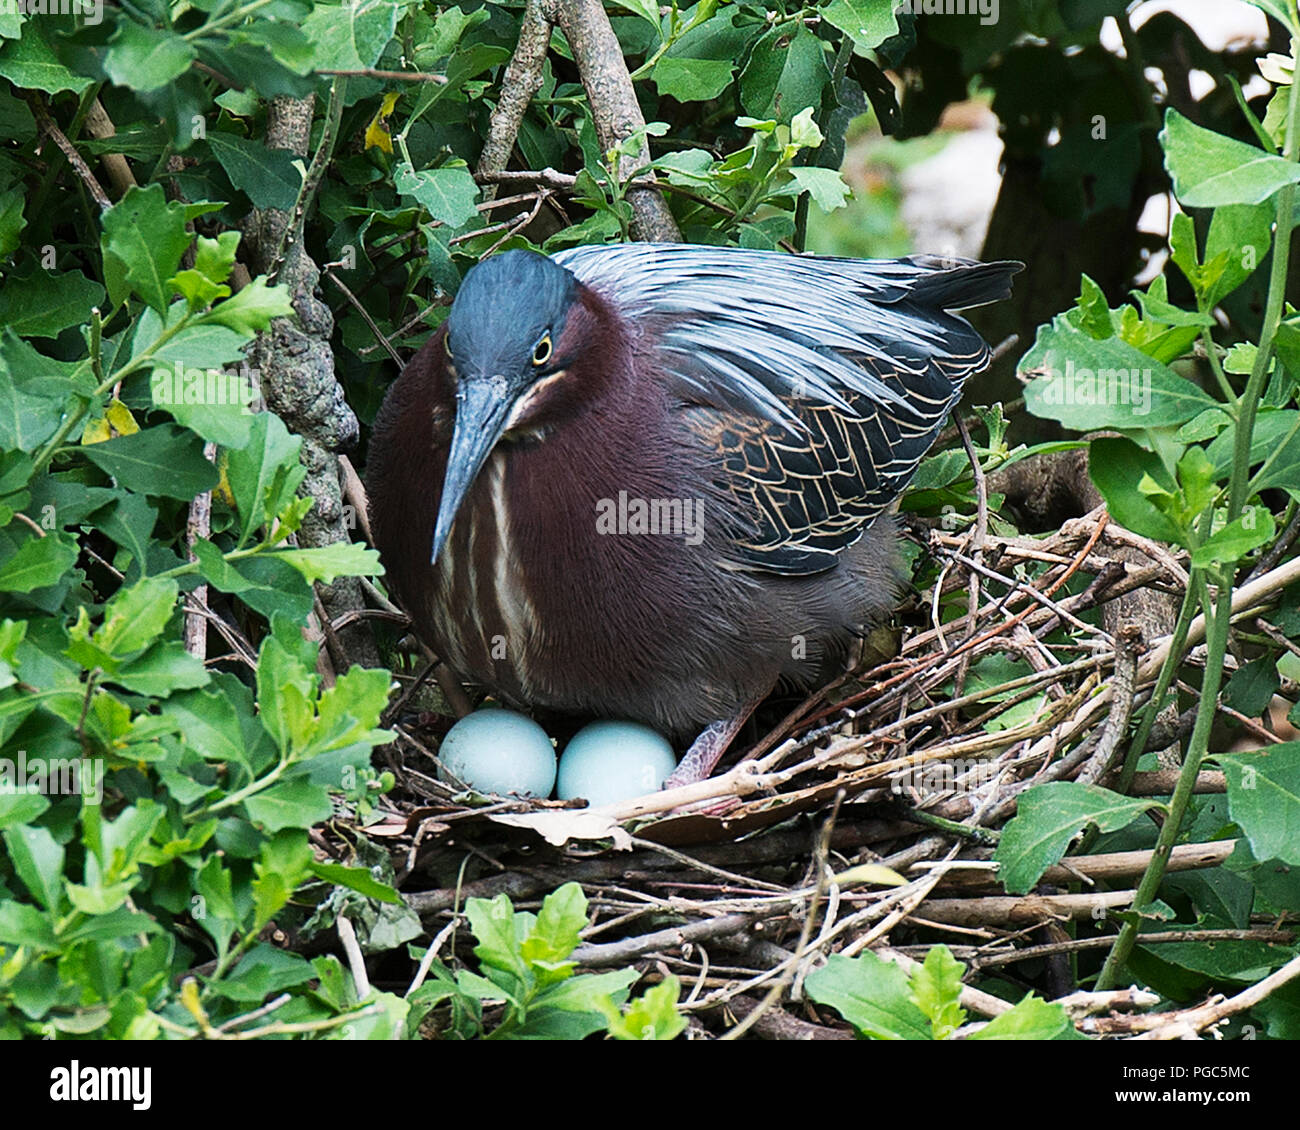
[805,946,1077,1040]
[406,882,684,1039]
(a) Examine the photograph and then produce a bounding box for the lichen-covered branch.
[249,91,377,666]
[477,0,557,201]
[554,0,680,241]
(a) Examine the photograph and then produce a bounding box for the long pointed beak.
[431,377,512,564]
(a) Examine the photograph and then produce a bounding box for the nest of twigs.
[332,498,1297,1040]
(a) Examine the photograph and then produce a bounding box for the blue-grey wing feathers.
[553,243,1019,574]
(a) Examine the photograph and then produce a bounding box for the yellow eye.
[532,333,553,367]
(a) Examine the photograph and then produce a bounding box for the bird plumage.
[367,243,1018,743]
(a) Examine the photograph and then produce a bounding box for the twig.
[29,94,111,211]
[324,266,404,366]
[1129,953,1300,1039]
[336,915,370,999]
[954,414,987,695]
[1139,554,1300,684]
[722,793,842,1039]
[338,453,373,544]
[1077,624,1142,785]
[184,441,217,658]
[966,927,1292,971]
[570,913,755,967]
[318,68,446,83]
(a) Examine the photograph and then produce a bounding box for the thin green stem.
[32,311,195,474]
[88,308,104,387]
[1229,68,1300,521]
[1198,327,1239,410]
[1227,73,1278,152]
[182,0,275,41]
[1248,409,1300,493]
[1097,568,1234,990]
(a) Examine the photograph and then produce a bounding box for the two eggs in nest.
[437,710,677,806]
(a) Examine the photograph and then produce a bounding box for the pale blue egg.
[437,709,556,797]
[556,721,678,805]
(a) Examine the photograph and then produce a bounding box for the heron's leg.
[663,688,771,789]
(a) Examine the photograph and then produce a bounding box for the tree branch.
[553,0,680,241]
[477,0,556,202]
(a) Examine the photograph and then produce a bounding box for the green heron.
[368,244,1018,787]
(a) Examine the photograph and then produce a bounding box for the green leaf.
[788,166,851,212]
[0,269,105,338]
[1214,743,1300,867]
[112,642,209,696]
[308,861,403,904]
[79,424,220,501]
[101,185,193,313]
[0,533,78,593]
[211,944,317,1003]
[255,634,316,756]
[651,56,734,102]
[1022,319,1215,429]
[1253,418,1300,494]
[1075,274,1115,338]
[1207,408,1300,475]
[150,364,257,449]
[1161,108,1300,207]
[2,823,64,911]
[0,188,23,257]
[0,793,49,831]
[909,945,966,1040]
[608,0,662,27]
[739,24,831,123]
[1190,507,1276,568]
[251,829,313,930]
[302,0,402,71]
[224,412,305,545]
[89,576,179,660]
[606,976,687,1040]
[804,952,933,1040]
[193,276,293,335]
[244,778,334,832]
[1129,278,1213,329]
[520,881,585,979]
[193,540,314,621]
[104,21,196,93]
[994,782,1163,894]
[1223,657,1281,717]
[394,161,481,228]
[194,854,238,955]
[1088,437,1185,544]
[0,373,63,452]
[466,892,529,983]
[968,995,1078,1040]
[206,133,302,211]
[271,543,383,585]
[0,23,93,94]
[820,0,900,49]
[0,900,56,948]
[163,684,256,773]
[1203,202,1274,307]
[193,231,241,288]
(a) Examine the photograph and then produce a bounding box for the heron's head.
[432,250,581,563]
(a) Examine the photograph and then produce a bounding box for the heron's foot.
[662,689,770,790]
